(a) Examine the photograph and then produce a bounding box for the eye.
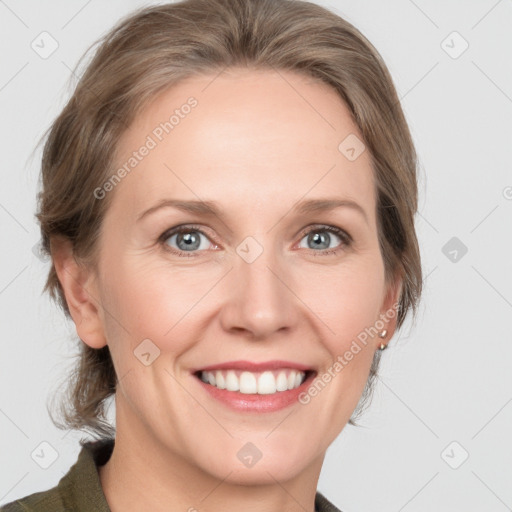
[297,225,352,256]
[159,223,352,258]
[159,225,217,257]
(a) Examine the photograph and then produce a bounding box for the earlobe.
[51,237,107,349]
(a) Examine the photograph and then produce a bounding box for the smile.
[191,360,317,412]
[196,368,308,394]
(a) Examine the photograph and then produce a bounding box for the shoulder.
[0,437,114,512]
[0,487,65,511]
[315,490,343,512]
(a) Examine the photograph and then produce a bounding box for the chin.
[195,441,317,485]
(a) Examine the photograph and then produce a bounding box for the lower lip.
[193,372,316,413]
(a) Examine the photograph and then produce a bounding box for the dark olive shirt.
[1,438,341,511]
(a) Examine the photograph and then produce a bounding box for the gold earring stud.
[378,329,388,350]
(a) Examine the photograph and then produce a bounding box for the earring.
[378,329,388,350]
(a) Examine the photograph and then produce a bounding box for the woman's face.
[77,68,400,483]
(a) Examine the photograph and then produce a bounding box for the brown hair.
[38,0,422,438]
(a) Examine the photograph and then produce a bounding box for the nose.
[218,240,300,340]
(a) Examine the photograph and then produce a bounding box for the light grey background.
[1,0,511,510]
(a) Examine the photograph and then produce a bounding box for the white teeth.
[215,370,226,389]
[199,369,307,394]
[257,371,276,394]
[239,372,257,394]
[276,372,289,391]
[225,370,239,391]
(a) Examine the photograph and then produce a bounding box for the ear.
[51,237,107,349]
[377,271,403,343]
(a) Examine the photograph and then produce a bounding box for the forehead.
[110,68,376,222]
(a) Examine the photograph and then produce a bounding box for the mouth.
[192,361,317,395]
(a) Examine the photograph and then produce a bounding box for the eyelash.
[158,224,353,258]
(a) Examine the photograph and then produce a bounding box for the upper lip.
[192,360,314,373]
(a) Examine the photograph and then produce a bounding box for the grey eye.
[298,229,344,251]
[165,230,210,252]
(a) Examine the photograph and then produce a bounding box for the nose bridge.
[220,235,297,337]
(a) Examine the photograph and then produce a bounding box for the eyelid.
[295,223,352,244]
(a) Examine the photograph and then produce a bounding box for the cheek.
[98,256,218,352]
[290,262,384,438]
[299,259,384,343]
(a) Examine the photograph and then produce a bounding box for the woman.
[1,0,422,510]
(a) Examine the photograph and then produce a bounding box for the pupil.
[178,232,200,250]
[310,232,329,250]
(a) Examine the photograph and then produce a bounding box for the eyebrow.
[136,197,369,225]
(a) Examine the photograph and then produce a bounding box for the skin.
[53,67,401,512]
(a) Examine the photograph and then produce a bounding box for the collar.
[58,437,113,511]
